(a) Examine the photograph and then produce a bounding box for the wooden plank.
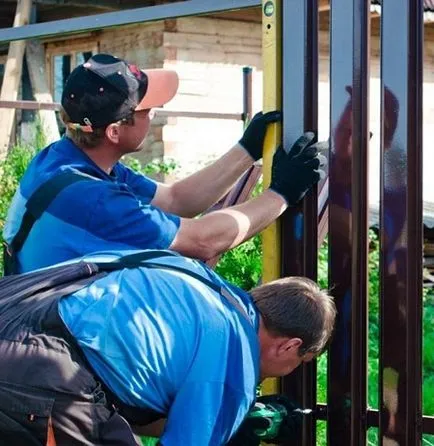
[163,31,261,52]
[25,40,60,145]
[176,16,261,38]
[0,0,33,158]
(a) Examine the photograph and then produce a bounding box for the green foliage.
[0,123,47,274]
[215,235,262,290]
[122,155,177,177]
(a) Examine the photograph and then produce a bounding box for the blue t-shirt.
[58,250,260,446]
[3,137,180,273]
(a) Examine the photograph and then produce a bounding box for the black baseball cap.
[61,53,179,132]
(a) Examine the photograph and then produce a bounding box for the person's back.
[58,251,260,444]
[0,248,336,445]
[3,138,180,273]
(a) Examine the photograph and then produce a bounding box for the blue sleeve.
[113,162,158,201]
[88,183,180,250]
[160,382,254,446]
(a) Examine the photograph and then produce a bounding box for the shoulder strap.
[93,250,180,271]
[10,171,92,254]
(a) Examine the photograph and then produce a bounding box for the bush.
[0,123,47,274]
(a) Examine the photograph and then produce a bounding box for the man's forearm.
[168,144,253,217]
[170,190,287,261]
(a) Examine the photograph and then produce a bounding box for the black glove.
[270,132,327,206]
[238,110,282,161]
[256,395,303,444]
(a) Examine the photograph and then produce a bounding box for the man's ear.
[277,337,303,356]
[105,123,120,144]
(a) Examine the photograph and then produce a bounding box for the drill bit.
[293,408,313,415]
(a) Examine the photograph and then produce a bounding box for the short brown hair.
[59,107,107,148]
[251,277,336,355]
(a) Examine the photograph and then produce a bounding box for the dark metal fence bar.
[328,0,355,442]
[280,1,318,445]
[329,0,371,443]
[315,404,434,435]
[350,1,370,445]
[423,417,434,434]
[0,0,261,43]
[379,0,424,445]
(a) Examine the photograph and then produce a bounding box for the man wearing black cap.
[3,53,327,274]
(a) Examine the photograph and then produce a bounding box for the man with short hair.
[3,53,327,274]
[0,249,335,445]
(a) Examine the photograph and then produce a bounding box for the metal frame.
[0,0,261,43]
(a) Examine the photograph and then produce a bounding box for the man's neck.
[80,145,120,175]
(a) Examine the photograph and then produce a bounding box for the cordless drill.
[246,400,312,441]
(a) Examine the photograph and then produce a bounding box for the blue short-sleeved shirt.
[3,138,180,273]
[58,250,260,446]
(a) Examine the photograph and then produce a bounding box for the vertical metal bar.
[329,0,370,443]
[261,0,282,397]
[242,66,253,128]
[351,0,370,445]
[280,1,318,445]
[379,0,424,445]
[328,0,355,442]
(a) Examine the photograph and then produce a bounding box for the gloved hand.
[270,132,328,206]
[238,110,282,161]
[256,395,303,443]
[226,395,304,446]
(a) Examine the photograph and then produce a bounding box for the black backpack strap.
[93,250,180,271]
[4,171,92,275]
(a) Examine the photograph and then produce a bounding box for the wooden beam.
[0,0,33,158]
[319,0,330,11]
[25,40,60,144]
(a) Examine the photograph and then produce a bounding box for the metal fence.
[0,0,431,444]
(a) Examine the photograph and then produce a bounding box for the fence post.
[328,0,370,444]
[379,0,424,444]
[279,0,319,445]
